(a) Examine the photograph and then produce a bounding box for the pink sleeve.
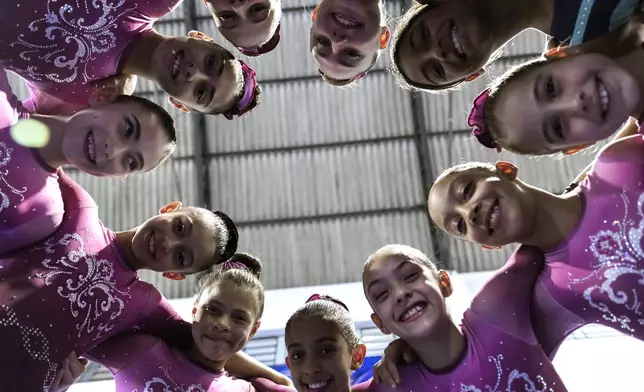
[250,378,296,392]
[588,133,644,188]
[84,333,161,373]
[137,287,193,348]
[469,245,544,344]
[26,85,87,115]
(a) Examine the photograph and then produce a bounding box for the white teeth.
[87,132,95,163]
[307,381,329,390]
[401,304,425,321]
[489,205,499,231]
[172,56,180,76]
[334,14,358,27]
[148,233,155,256]
[451,25,464,56]
[598,81,609,115]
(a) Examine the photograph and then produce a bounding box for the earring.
[162,272,185,281]
[563,145,589,155]
[544,47,568,59]
[379,30,391,49]
[465,70,484,82]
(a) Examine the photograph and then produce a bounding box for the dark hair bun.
[212,211,239,263]
[229,252,262,279]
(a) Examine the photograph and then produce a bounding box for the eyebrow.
[366,261,408,292]
[441,177,459,231]
[287,337,338,350]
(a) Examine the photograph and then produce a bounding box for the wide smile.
[169,50,184,80]
[485,198,500,236]
[397,301,428,323]
[450,20,466,62]
[146,231,156,260]
[332,12,361,28]
[596,76,610,120]
[203,334,230,345]
[302,378,333,392]
[84,130,96,165]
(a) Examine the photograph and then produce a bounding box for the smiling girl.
[0,66,177,254]
[466,34,644,156]
[428,133,644,357]
[0,0,260,118]
[359,244,567,391]
[390,0,642,91]
[84,253,291,392]
[310,0,391,87]
[0,160,289,390]
[285,294,367,392]
[204,0,282,56]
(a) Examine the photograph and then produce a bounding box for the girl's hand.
[51,351,89,392]
[372,338,417,388]
[91,73,138,102]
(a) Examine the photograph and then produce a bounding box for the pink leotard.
[0,170,190,391]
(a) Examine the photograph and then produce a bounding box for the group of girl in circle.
[2,0,644,391]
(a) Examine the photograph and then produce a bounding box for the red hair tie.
[306,294,349,312]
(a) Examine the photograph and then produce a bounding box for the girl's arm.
[227,352,293,387]
[138,289,291,386]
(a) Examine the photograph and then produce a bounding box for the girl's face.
[494,53,641,154]
[62,100,171,177]
[363,255,446,341]
[286,316,359,392]
[192,280,260,363]
[207,0,281,49]
[310,0,386,81]
[150,35,241,114]
[428,166,535,247]
[131,205,221,273]
[396,0,495,88]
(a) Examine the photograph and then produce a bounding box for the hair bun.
[305,294,349,312]
[227,252,262,279]
[212,211,238,263]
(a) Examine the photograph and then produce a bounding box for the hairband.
[468,89,502,153]
[212,210,238,262]
[223,61,258,120]
[237,24,281,57]
[220,260,251,272]
[306,294,349,312]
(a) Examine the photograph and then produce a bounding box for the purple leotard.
[88,332,295,392]
[535,134,644,355]
[358,246,568,391]
[0,67,64,254]
[0,0,181,109]
[0,171,190,391]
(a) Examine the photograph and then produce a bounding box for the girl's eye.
[127,156,137,172]
[457,217,465,235]
[290,352,302,361]
[206,55,215,69]
[317,37,331,47]
[375,290,388,302]
[176,220,185,234]
[463,182,472,200]
[552,118,564,139]
[219,12,235,21]
[344,49,360,59]
[546,77,556,98]
[320,346,336,355]
[405,272,419,282]
[125,119,134,138]
[177,252,188,267]
[250,4,267,12]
